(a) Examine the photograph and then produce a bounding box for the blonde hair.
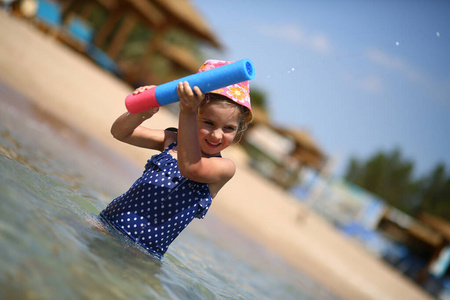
[198,93,252,143]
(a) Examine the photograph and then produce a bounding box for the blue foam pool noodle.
[125,59,255,113]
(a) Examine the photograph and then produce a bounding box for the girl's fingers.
[178,82,204,113]
[192,86,204,100]
[176,82,185,100]
[133,87,143,94]
[182,81,194,97]
[177,81,193,99]
[132,85,153,94]
[180,81,203,100]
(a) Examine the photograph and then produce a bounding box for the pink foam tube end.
[125,87,160,113]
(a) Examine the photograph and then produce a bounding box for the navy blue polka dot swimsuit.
[100,142,212,259]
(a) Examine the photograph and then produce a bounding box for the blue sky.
[191,0,450,177]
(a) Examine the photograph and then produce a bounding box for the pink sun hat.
[198,59,252,119]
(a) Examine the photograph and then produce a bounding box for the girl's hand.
[177,81,204,114]
[133,85,154,95]
[131,85,159,119]
[140,107,159,120]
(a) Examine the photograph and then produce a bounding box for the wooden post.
[137,27,166,74]
[79,1,94,19]
[93,8,122,48]
[61,0,85,24]
[417,241,446,284]
[107,13,138,59]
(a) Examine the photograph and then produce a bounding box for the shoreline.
[0,13,433,300]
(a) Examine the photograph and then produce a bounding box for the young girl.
[100,60,253,259]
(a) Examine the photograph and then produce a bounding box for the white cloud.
[366,48,424,82]
[261,23,305,44]
[257,23,332,55]
[342,72,384,94]
[360,75,384,93]
[366,48,404,70]
[310,34,332,55]
[365,48,449,104]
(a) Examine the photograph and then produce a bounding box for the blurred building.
[301,175,450,298]
[241,107,327,190]
[11,0,221,85]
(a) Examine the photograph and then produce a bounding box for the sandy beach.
[0,12,434,300]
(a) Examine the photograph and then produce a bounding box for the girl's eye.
[204,121,214,126]
[224,126,236,132]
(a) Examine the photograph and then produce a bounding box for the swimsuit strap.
[165,141,178,152]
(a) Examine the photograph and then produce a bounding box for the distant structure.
[241,107,327,190]
[378,209,450,284]
[12,0,221,85]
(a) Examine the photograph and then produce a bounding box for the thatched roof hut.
[29,0,221,84]
[276,127,326,171]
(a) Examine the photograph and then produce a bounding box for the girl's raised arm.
[176,81,236,192]
[111,86,177,151]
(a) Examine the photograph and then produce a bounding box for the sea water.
[0,81,340,300]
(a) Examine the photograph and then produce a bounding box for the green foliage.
[119,23,155,61]
[344,148,449,220]
[250,88,267,110]
[419,163,450,219]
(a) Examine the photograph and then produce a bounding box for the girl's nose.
[211,129,223,140]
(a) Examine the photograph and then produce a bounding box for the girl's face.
[197,102,241,157]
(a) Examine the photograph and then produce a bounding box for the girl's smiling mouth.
[206,140,221,147]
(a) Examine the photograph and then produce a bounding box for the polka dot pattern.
[101,142,212,258]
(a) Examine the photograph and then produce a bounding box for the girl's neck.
[201,151,221,158]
